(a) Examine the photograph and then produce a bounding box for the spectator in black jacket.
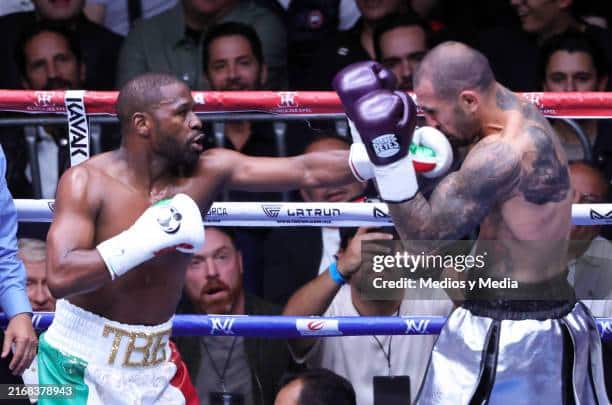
[0,0,122,90]
[477,0,612,91]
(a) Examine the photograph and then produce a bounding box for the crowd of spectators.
[0,0,611,404]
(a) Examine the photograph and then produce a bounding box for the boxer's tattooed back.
[519,126,569,204]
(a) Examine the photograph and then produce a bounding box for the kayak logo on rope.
[262,204,282,218]
[590,209,612,224]
[65,91,90,166]
[296,319,341,336]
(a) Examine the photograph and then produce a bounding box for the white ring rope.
[15,199,612,226]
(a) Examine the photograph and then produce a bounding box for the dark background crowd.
[0,1,611,404]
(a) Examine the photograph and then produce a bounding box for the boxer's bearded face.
[415,80,480,147]
[151,83,204,171]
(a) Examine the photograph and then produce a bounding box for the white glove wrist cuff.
[349,143,373,182]
[96,232,149,280]
[374,155,418,202]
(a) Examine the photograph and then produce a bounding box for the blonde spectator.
[18,238,54,312]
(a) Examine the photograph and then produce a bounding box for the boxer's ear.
[132,112,152,137]
[459,90,478,113]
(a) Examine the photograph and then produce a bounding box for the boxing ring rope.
[0,313,610,341]
[13,199,612,226]
[1,90,612,118]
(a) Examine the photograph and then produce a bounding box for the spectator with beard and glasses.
[1,23,87,199]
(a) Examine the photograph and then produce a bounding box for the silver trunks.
[415,301,609,404]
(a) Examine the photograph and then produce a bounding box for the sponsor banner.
[14,200,612,227]
[296,319,341,336]
[1,90,612,118]
[572,203,612,225]
[209,317,236,335]
[204,206,229,222]
[64,90,90,167]
[599,320,612,339]
[405,319,431,334]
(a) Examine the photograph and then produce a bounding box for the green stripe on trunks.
[38,333,89,404]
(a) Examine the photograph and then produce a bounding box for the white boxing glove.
[96,193,205,280]
[348,126,453,182]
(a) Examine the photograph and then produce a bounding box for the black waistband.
[463,298,577,321]
[464,272,577,320]
[466,270,575,301]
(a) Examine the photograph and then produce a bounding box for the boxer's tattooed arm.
[389,136,521,241]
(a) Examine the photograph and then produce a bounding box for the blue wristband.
[328,261,348,286]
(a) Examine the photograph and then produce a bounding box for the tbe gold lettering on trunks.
[102,325,170,367]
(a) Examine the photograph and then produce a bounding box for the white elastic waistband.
[45,299,173,369]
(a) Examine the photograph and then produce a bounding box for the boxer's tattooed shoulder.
[496,87,520,110]
[518,125,569,204]
[496,87,552,129]
[521,102,552,129]
[389,139,520,241]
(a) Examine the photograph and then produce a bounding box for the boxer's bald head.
[414,42,495,100]
[117,73,187,127]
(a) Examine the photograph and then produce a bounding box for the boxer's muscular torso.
[391,85,572,283]
[64,149,228,325]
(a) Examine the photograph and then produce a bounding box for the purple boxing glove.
[352,89,419,202]
[333,61,397,143]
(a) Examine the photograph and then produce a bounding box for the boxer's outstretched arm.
[46,166,110,298]
[389,136,521,241]
[204,148,355,191]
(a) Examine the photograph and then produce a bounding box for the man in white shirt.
[284,227,453,405]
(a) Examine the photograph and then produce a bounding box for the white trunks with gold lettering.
[38,299,189,405]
